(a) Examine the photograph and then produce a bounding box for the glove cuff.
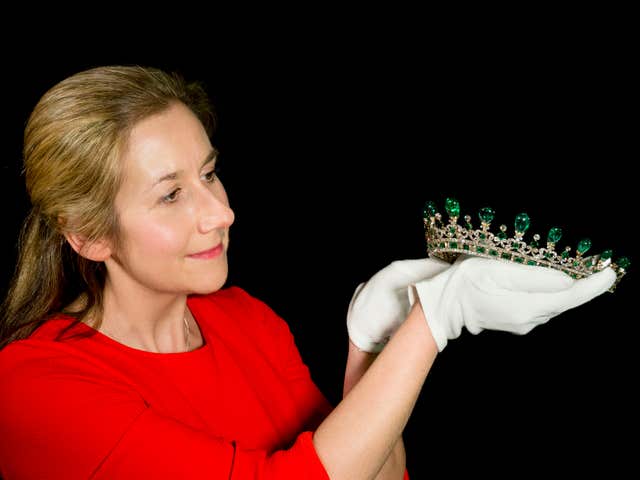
[408,283,448,352]
[346,322,388,353]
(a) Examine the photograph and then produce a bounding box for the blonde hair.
[0,66,215,350]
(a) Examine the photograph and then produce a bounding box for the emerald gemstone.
[512,242,521,250]
[530,239,539,248]
[449,226,457,235]
[490,250,498,256]
[514,257,524,263]
[527,260,537,266]
[601,249,613,260]
[479,233,486,240]
[577,238,592,255]
[561,250,570,259]
[439,242,445,248]
[547,227,563,244]
[477,246,486,254]
[514,213,530,234]
[423,201,437,218]
[463,244,470,250]
[479,207,495,224]
[617,257,631,269]
[450,242,458,249]
[501,252,511,260]
[497,231,507,240]
[585,260,593,267]
[445,198,460,218]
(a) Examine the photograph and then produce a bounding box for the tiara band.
[423,198,629,292]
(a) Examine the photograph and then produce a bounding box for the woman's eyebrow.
[150,149,218,189]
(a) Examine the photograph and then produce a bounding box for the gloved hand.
[408,254,617,351]
[347,257,451,353]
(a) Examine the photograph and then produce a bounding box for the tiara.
[423,198,629,292]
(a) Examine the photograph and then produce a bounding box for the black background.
[1,21,637,477]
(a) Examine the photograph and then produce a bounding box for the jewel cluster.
[423,198,629,292]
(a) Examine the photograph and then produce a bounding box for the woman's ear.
[63,231,112,262]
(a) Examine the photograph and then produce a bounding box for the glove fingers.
[548,267,616,311]
[505,267,616,318]
[467,256,576,292]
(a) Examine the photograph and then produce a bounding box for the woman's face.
[109,102,235,295]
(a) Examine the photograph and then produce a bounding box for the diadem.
[423,198,629,292]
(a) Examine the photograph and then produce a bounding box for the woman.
[0,66,614,479]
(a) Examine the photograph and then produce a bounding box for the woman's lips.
[187,244,223,259]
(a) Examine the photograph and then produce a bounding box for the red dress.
[0,286,410,479]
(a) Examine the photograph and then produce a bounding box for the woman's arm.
[343,339,406,480]
[315,300,437,479]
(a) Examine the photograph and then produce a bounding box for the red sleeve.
[0,343,329,479]
[247,294,335,431]
[243,291,411,479]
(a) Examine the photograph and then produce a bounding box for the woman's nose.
[198,192,235,233]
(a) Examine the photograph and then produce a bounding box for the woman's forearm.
[343,340,405,480]
[314,301,437,480]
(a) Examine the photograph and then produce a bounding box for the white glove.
[408,254,617,351]
[347,257,451,353]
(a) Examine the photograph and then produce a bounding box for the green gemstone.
[527,260,537,266]
[585,260,593,267]
[465,222,473,230]
[514,257,524,263]
[445,198,460,218]
[478,207,495,224]
[479,233,486,240]
[439,242,445,248]
[577,238,592,255]
[547,227,563,244]
[617,257,631,269]
[514,213,530,234]
[501,252,511,260]
[530,239,539,248]
[512,242,521,250]
[600,249,613,260]
[450,242,458,249]
[497,231,507,240]
[490,250,498,256]
[477,246,486,254]
[573,260,580,267]
[463,244,470,250]
[561,250,570,259]
[423,201,437,218]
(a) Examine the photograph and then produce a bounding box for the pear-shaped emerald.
[547,227,563,244]
[577,238,592,255]
[600,249,612,260]
[514,213,530,234]
[617,257,631,269]
[423,201,437,218]
[479,207,495,224]
[445,198,460,218]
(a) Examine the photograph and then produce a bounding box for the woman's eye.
[204,165,221,183]
[162,188,181,204]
